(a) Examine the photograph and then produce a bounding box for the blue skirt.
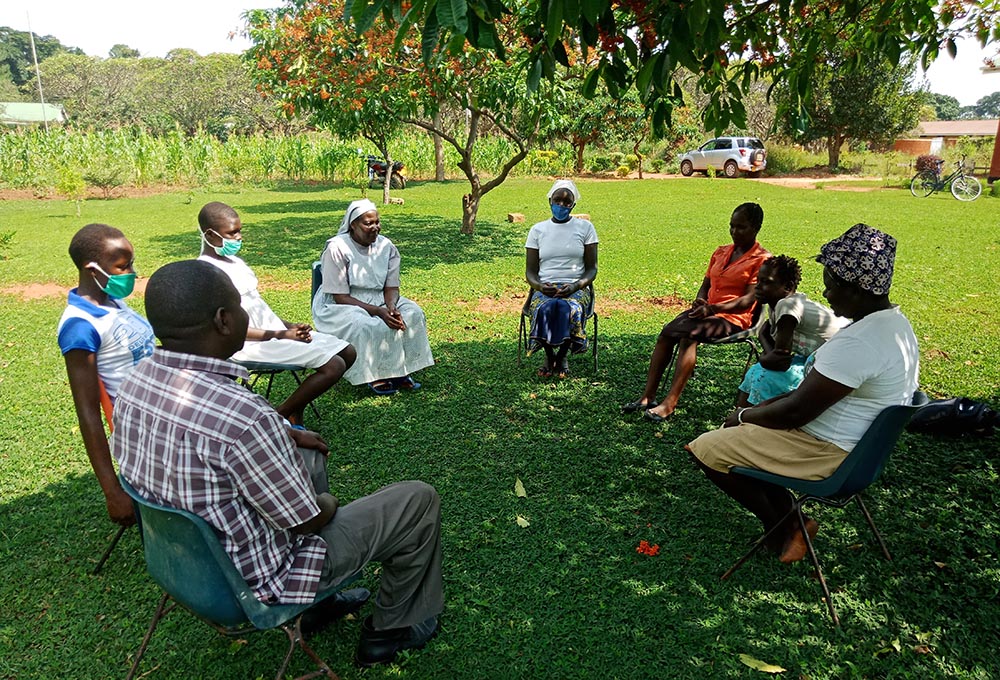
[527,287,592,355]
[739,354,808,405]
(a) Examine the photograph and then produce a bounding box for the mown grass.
[0,178,997,679]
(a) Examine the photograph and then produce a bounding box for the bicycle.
[909,156,982,201]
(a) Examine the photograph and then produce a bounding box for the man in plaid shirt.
[114,259,442,667]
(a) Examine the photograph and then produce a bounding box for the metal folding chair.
[120,476,359,680]
[721,392,929,626]
[517,283,599,372]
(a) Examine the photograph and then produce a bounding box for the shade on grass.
[0,178,997,679]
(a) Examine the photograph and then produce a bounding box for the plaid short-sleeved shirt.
[113,349,327,605]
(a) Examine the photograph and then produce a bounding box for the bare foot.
[779,518,819,564]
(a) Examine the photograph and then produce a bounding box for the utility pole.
[26,12,49,132]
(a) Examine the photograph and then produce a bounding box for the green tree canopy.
[973,91,1000,118]
[347,0,1000,134]
[928,92,962,121]
[0,26,82,86]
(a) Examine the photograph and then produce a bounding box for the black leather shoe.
[621,399,653,414]
[300,587,371,637]
[354,615,439,667]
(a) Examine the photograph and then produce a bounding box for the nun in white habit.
[312,199,434,394]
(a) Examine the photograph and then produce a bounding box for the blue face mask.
[205,230,242,257]
[550,204,572,221]
[89,262,136,300]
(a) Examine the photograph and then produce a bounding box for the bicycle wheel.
[950,175,982,201]
[909,171,937,197]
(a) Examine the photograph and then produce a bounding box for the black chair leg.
[721,506,797,580]
[517,316,526,366]
[126,592,172,680]
[288,371,321,421]
[92,524,127,575]
[854,495,892,561]
[796,503,840,626]
[277,618,336,680]
[591,314,598,372]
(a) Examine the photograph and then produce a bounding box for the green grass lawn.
[1,178,997,679]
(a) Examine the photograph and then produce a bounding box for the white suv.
[678,137,767,178]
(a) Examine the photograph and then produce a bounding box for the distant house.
[893,119,1000,156]
[0,102,68,126]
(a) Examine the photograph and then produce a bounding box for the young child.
[737,255,846,406]
[58,224,155,527]
[197,202,356,426]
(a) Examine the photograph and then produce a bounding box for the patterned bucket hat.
[816,224,896,295]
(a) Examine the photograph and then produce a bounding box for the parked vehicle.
[909,156,981,201]
[366,155,406,189]
[678,137,767,178]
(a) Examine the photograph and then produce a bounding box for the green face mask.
[89,263,136,300]
[204,229,243,257]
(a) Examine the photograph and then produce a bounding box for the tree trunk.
[575,142,585,174]
[461,191,480,234]
[633,140,644,179]
[827,135,844,169]
[433,110,445,181]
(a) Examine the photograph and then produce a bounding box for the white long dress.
[199,254,350,368]
[312,233,433,385]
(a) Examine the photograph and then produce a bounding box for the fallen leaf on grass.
[933,561,947,569]
[912,645,933,655]
[515,515,530,527]
[529,392,537,399]
[738,653,786,673]
[654,431,663,438]
[514,478,527,498]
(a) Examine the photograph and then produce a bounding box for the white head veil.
[338,199,379,235]
[547,179,580,204]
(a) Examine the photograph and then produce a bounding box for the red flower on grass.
[636,540,660,556]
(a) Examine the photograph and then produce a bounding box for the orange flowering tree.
[246,1,558,233]
[348,0,1000,136]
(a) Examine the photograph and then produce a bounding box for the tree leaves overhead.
[355,0,1000,135]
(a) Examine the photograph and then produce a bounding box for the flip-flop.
[369,380,398,396]
[621,399,653,414]
[392,376,422,390]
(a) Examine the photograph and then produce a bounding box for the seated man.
[113,259,443,667]
[198,201,356,427]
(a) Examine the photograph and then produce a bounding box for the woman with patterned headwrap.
[686,224,920,564]
[312,200,433,395]
[524,179,599,378]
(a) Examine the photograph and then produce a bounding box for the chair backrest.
[812,392,929,498]
[311,261,323,301]
[119,477,278,629]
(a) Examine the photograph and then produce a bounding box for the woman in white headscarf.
[524,180,598,377]
[312,199,433,395]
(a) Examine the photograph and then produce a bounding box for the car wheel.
[724,160,739,178]
[680,160,694,176]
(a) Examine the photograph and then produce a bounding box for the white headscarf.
[547,179,580,204]
[337,199,379,235]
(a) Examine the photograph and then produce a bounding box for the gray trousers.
[299,448,443,630]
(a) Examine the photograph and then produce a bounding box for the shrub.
[624,154,639,170]
[916,154,943,173]
[609,151,626,167]
[990,181,1000,199]
[650,159,664,173]
[588,155,613,173]
[763,144,820,174]
[615,165,631,177]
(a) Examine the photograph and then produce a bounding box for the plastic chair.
[721,391,929,626]
[120,476,358,680]
[517,283,599,372]
[92,378,128,575]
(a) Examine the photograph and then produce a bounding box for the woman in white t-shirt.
[524,180,598,377]
[686,224,919,565]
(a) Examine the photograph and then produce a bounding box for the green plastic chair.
[120,476,358,680]
[721,392,929,625]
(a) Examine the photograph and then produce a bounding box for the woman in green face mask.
[57,223,155,530]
